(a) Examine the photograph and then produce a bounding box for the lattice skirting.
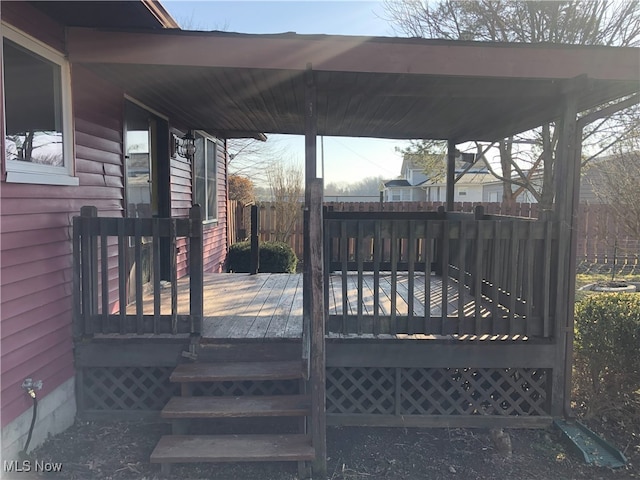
[326,367,550,416]
[80,367,299,412]
[80,366,549,418]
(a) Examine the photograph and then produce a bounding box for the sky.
[162,1,410,185]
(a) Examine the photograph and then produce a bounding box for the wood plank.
[407,221,416,334]
[327,414,553,429]
[161,395,311,418]
[152,219,161,334]
[150,434,315,463]
[117,219,127,334]
[170,360,303,382]
[326,342,557,368]
[99,223,110,334]
[248,273,295,338]
[282,274,304,338]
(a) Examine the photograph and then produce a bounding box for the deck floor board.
[131,273,489,340]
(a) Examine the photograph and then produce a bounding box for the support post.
[304,65,327,478]
[551,90,579,418]
[446,140,456,211]
[189,205,204,335]
[80,206,98,337]
[250,205,259,274]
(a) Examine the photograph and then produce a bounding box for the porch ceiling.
[67,28,639,141]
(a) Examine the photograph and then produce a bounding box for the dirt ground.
[12,414,639,480]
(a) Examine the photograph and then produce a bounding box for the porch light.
[176,130,196,159]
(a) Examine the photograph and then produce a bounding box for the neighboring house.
[482,178,540,203]
[384,155,541,204]
[579,152,640,204]
[0,2,229,458]
[383,155,495,203]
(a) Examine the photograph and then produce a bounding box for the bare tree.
[227,137,292,186]
[266,163,304,243]
[383,0,640,210]
[589,148,640,239]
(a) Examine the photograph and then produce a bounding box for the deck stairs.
[150,343,314,475]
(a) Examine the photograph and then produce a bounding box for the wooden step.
[150,434,315,463]
[161,394,311,418]
[170,360,302,383]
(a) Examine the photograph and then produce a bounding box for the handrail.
[323,213,559,338]
[72,205,204,337]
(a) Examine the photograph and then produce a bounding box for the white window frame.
[193,131,218,223]
[2,23,77,186]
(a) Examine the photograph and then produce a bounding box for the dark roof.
[67,27,639,141]
[384,179,412,187]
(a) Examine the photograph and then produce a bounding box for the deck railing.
[73,205,203,337]
[323,208,559,337]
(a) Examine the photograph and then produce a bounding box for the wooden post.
[304,65,326,478]
[308,179,326,477]
[551,91,578,417]
[80,206,98,337]
[250,204,259,275]
[446,140,456,211]
[189,205,204,335]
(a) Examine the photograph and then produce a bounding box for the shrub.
[574,293,640,417]
[227,241,297,273]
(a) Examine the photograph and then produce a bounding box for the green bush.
[574,293,640,416]
[227,241,297,273]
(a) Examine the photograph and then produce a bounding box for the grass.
[574,271,640,302]
[576,273,640,289]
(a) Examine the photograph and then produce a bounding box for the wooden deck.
[132,273,489,340]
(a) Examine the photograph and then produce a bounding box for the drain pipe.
[18,379,42,459]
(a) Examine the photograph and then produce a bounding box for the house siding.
[0,13,125,427]
[202,139,228,273]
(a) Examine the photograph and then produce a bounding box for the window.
[193,132,218,221]
[2,25,76,185]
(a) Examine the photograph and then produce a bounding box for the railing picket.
[152,218,161,334]
[508,221,518,335]
[189,205,204,335]
[357,221,364,334]
[491,221,501,333]
[80,206,98,336]
[100,221,109,334]
[72,217,82,338]
[423,221,431,333]
[341,220,348,333]
[474,221,483,334]
[543,221,553,337]
[323,216,331,336]
[407,220,415,334]
[440,221,449,334]
[457,221,465,332]
[390,221,398,335]
[525,221,534,337]
[134,219,144,335]
[117,218,127,334]
[373,221,381,335]
[170,218,178,335]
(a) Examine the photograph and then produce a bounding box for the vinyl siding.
[202,139,228,273]
[0,19,125,427]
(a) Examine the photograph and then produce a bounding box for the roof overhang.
[66,28,640,141]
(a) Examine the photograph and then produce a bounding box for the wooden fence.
[229,201,638,267]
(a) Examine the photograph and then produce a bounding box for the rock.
[490,428,513,457]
